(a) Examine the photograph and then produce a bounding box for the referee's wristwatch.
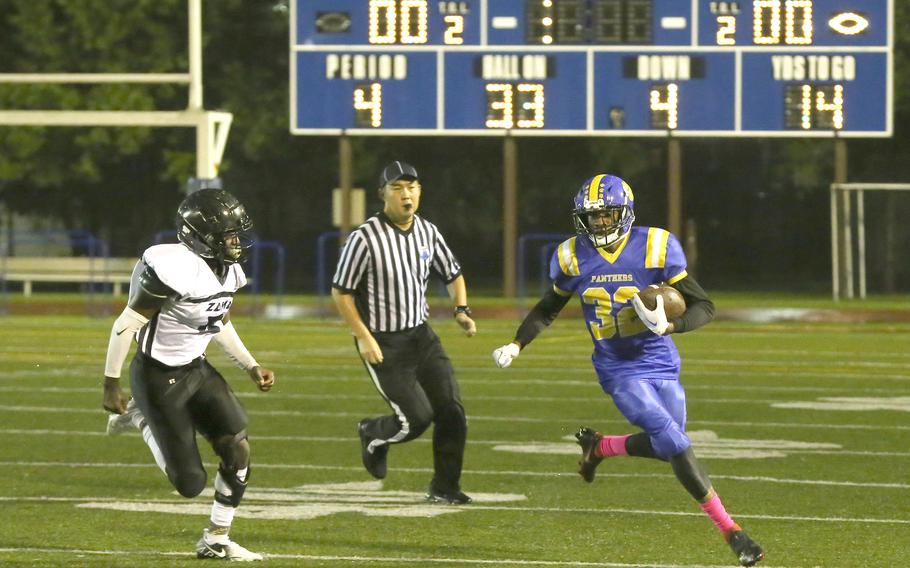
[453,305,472,318]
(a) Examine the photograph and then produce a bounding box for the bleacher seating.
[0,257,136,296]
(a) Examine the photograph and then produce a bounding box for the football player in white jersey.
[102,189,275,561]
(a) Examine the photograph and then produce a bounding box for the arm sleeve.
[514,287,571,348]
[104,307,150,378]
[430,228,463,284]
[212,321,259,371]
[669,275,715,333]
[332,231,369,293]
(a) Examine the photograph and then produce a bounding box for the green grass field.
[0,306,908,567]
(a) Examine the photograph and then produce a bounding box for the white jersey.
[130,243,247,367]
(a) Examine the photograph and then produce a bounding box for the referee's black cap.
[379,161,419,187]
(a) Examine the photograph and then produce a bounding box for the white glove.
[632,293,670,336]
[492,342,521,368]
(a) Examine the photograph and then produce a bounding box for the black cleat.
[575,427,604,483]
[358,419,388,480]
[425,485,472,505]
[726,528,765,567]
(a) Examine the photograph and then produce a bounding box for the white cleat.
[105,398,142,436]
[195,529,263,561]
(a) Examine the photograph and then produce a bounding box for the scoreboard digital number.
[291,0,891,137]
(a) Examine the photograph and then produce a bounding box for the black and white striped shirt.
[332,212,462,332]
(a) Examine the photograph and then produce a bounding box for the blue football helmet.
[572,174,635,248]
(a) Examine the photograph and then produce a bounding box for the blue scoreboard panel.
[291,0,891,137]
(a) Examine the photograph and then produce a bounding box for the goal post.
[0,0,230,181]
[830,182,910,300]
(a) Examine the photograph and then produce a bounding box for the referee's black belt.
[370,322,428,336]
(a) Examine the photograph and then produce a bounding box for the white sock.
[209,502,236,534]
[210,468,245,532]
[141,424,167,474]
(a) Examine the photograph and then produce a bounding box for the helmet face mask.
[574,206,632,247]
[220,227,255,262]
[176,189,254,267]
[572,174,635,248]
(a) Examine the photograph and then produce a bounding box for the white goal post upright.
[830,182,910,300]
[0,0,230,182]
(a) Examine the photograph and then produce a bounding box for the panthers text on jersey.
[550,226,688,384]
[130,244,247,367]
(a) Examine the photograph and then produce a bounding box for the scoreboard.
[290,0,892,137]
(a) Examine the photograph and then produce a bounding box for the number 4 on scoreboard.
[649,83,678,130]
[354,83,383,127]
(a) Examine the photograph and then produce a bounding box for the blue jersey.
[549,226,688,383]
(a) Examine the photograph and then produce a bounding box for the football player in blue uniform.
[102,189,274,561]
[492,174,764,567]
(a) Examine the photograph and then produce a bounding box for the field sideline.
[0,308,908,567]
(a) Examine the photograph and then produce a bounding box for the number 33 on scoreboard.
[485,83,545,129]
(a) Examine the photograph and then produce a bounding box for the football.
[638,284,686,319]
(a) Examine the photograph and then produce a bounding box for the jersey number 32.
[582,286,648,340]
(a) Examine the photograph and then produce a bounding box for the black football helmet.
[176,189,254,265]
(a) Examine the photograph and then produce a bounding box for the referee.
[331,160,477,505]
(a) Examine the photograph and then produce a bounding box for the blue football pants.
[602,377,690,459]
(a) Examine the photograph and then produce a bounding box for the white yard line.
[0,494,906,526]
[3,387,894,406]
[457,362,910,374]
[1,459,907,490]
[3,428,909,458]
[6,384,909,399]
[3,367,910,382]
[4,382,908,395]
[464,506,910,525]
[0,547,768,568]
[1,405,907,431]
[684,348,910,360]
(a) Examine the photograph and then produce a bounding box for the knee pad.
[171,467,207,498]
[214,464,250,508]
[213,431,250,471]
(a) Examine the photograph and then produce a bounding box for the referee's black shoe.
[425,484,472,505]
[358,419,388,479]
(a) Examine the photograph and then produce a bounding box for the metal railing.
[516,233,570,298]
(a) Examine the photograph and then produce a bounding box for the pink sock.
[597,434,630,457]
[699,494,737,534]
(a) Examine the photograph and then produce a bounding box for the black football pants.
[129,352,249,498]
[357,323,468,493]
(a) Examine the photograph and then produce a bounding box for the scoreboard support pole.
[503,134,518,298]
[832,137,849,300]
[339,134,354,241]
[667,137,682,237]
